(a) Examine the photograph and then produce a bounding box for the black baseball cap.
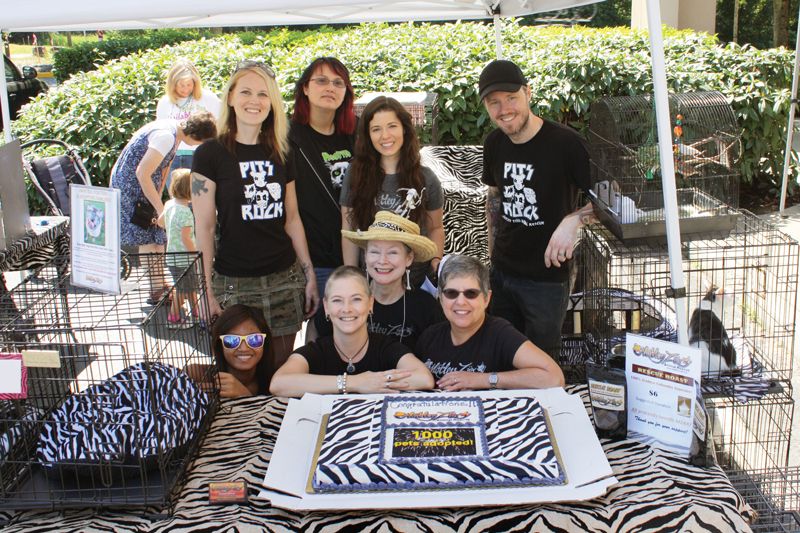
[478,60,527,100]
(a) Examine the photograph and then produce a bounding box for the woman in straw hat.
[312,211,444,351]
[416,254,564,391]
[270,265,434,397]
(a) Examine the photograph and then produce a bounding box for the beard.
[498,111,530,139]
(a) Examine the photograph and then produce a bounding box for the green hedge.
[52,29,213,82]
[14,22,796,213]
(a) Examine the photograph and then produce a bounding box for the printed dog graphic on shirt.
[239,160,284,221]
[502,162,541,226]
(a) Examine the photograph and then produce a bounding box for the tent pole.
[778,1,800,217]
[494,14,503,59]
[645,0,688,344]
[1,31,13,143]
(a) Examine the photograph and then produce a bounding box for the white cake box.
[260,388,617,511]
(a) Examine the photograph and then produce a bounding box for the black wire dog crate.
[573,211,798,385]
[588,91,741,243]
[0,252,218,510]
[727,467,800,532]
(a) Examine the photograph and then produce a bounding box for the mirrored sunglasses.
[220,333,267,350]
[441,288,482,300]
[310,76,346,89]
[235,60,276,79]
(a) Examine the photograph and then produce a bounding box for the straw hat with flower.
[341,211,438,263]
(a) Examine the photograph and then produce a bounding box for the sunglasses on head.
[441,288,482,300]
[220,333,267,350]
[235,60,276,79]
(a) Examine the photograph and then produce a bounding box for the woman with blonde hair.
[192,60,318,369]
[156,59,220,172]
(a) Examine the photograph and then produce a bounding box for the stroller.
[21,139,131,279]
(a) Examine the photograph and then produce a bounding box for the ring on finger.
[387,374,393,382]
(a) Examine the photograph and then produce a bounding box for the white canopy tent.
[0,0,690,342]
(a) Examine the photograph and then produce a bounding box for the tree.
[774,0,790,47]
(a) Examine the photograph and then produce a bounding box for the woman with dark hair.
[210,304,274,397]
[289,57,357,297]
[270,266,433,398]
[110,111,217,303]
[192,60,318,369]
[340,96,444,287]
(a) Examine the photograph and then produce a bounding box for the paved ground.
[757,205,800,468]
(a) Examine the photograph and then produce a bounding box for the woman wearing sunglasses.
[312,211,444,351]
[288,58,357,299]
[416,255,564,391]
[210,304,274,397]
[270,265,434,398]
[192,60,319,369]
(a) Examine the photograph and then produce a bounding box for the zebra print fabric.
[313,395,563,492]
[421,146,488,263]
[0,387,754,532]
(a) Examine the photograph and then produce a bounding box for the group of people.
[110,54,594,398]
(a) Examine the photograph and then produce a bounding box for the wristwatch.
[488,373,498,390]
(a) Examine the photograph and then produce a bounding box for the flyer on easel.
[625,333,701,457]
[70,184,121,294]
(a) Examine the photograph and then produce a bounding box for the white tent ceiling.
[1,0,601,32]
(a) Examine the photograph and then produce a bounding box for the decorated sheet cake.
[310,395,565,492]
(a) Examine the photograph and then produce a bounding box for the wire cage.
[588,91,741,243]
[705,390,794,474]
[354,91,439,144]
[572,211,798,385]
[727,467,800,532]
[0,252,218,510]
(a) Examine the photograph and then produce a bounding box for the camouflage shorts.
[212,260,306,337]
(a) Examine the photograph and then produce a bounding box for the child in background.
[160,169,198,328]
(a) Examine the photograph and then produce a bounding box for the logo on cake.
[394,410,470,421]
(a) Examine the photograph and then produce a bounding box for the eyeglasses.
[220,333,267,350]
[441,288,483,300]
[310,76,346,89]
[235,60,276,79]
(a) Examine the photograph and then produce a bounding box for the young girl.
[340,97,445,287]
[160,168,197,327]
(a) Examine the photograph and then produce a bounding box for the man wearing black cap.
[478,59,593,361]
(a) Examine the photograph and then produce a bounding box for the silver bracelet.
[337,374,344,394]
[343,372,348,395]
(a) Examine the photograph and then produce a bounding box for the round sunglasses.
[220,333,267,350]
[440,288,482,300]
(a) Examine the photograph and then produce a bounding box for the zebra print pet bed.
[0,386,754,532]
[36,362,208,470]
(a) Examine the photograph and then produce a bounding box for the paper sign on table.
[0,353,27,399]
[625,333,701,457]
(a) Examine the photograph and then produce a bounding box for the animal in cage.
[688,286,739,376]
[588,91,741,243]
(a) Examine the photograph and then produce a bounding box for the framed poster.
[70,184,121,294]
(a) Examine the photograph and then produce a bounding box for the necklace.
[334,336,369,373]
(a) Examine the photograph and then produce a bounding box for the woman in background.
[192,60,318,369]
[340,96,444,287]
[289,57,356,297]
[156,59,221,173]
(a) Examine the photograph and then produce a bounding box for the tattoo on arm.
[192,174,209,196]
[487,187,501,241]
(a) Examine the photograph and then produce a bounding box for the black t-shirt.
[481,119,590,281]
[193,139,295,277]
[294,333,409,375]
[416,315,527,380]
[288,122,355,268]
[315,289,445,351]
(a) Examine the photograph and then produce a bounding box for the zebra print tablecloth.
[0,217,70,274]
[0,386,755,532]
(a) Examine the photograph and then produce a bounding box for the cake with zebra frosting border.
[310,395,565,493]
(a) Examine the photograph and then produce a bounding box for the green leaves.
[11,22,796,214]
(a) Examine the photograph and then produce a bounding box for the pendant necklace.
[334,336,369,373]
